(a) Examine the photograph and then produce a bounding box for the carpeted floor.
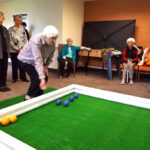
[0,64,150,101]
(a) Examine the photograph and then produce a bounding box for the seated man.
[57,38,90,79]
[121,38,138,85]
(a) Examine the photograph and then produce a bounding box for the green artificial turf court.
[0,88,150,150]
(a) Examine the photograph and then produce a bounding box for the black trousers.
[58,57,73,76]
[0,53,8,87]
[19,61,43,97]
[10,53,27,80]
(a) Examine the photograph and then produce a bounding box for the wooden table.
[77,48,121,80]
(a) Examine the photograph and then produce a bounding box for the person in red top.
[121,38,138,85]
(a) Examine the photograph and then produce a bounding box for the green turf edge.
[0,87,56,109]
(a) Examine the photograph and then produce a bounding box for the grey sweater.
[8,26,28,53]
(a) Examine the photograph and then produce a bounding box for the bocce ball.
[56,99,61,105]
[74,93,78,98]
[63,101,69,107]
[69,96,74,102]
[1,118,10,126]
[9,115,17,123]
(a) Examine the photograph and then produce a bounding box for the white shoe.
[121,79,125,85]
[130,79,134,85]
[138,60,144,66]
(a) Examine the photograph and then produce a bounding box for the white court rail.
[0,84,150,121]
[0,130,36,150]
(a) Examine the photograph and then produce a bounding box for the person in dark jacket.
[121,38,138,85]
[21,22,30,41]
[0,12,11,92]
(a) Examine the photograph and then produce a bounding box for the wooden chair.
[137,52,150,81]
[57,44,76,77]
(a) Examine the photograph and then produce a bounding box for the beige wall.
[0,0,63,37]
[62,0,84,46]
[0,0,84,68]
[0,0,63,69]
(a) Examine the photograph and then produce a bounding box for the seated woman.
[121,38,138,85]
[138,42,150,65]
[57,38,90,79]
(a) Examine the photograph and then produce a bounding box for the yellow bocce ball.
[9,115,17,123]
[1,118,10,126]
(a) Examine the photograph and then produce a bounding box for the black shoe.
[12,79,17,83]
[21,79,29,82]
[24,98,30,101]
[24,98,28,101]
[3,86,11,91]
[0,86,9,92]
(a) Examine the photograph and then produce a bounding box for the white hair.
[127,38,135,44]
[67,38,73,42]
[42,25,59,38]
[0,12,4,17]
